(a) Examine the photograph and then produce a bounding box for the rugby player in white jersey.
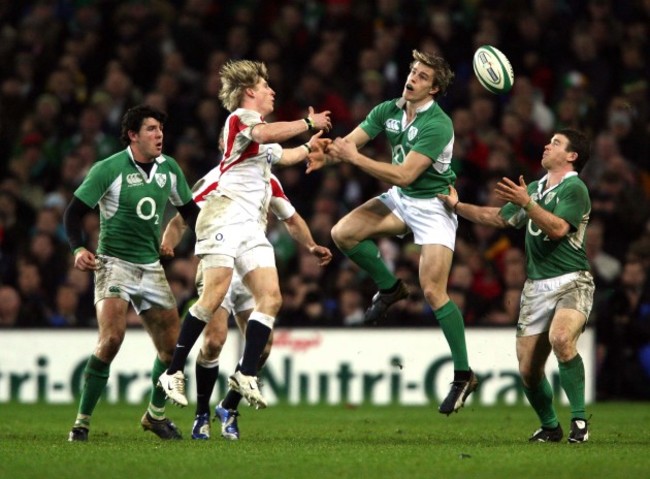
[161,169,332,439]
[158,59,331,409]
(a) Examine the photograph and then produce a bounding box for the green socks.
[74,355,110,427]
[434,300,469,371]
[342,240,396,290]
[559,354,586,420]
[523,376,559,429]
[148,356,168,419]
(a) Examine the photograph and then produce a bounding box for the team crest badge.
[544,192,556,204]
[155,173,167,188]
[407,126,418,141]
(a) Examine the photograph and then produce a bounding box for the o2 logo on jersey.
[407,126,418,141]
[126,173,143,186]
[214,233,224,242]
[385,119,400,133]
[155,173,167,188]
[266,147,274,164]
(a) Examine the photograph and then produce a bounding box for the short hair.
[218,60,269,112]
[557,128,590,172]
[120,104,167,146]
[410,49,454,98]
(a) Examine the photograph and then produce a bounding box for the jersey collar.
[537,171,579,197]
[395,98,435,113]
[126,146,166,165]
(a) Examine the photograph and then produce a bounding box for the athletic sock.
[148,356,168,419]
[195,361,220,416]
[434,300,470,371]
[75,354,110,425]
[523,376,559,429]
[240,317,272,376]
[167,312,206,373]
[342,240,396,290]
[558,353,586,420]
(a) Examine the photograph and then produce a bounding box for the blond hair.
[410,49,454,98]
[218,60,269,112]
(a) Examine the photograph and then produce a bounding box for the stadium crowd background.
[0,0,648,400]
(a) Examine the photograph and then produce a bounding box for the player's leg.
[68,297,128,441]
[517,334,563,442]
[189,306,229,439]
[227,264,279,409]
[140,306,183,440]
[216,308,254,441]
[331,196,409,322]
[159,262,232,405]
[550,308,591,443]
[419,243,476,414]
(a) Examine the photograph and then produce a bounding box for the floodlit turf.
[1,402,649,479]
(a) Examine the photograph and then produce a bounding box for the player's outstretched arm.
[282,212,333,267]
[252,106,332,145]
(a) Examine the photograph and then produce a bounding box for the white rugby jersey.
[192,170,295,226]
[204,108,283,223]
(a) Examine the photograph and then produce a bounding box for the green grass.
[1,402,649,479]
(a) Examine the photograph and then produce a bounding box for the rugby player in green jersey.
[307,49,477,415]
[64,105,200,442]
[438,128,594,443]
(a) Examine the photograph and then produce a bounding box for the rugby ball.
[472,45,514,94]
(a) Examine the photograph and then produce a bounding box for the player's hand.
[327,137,357,164]
[309,245,333,267]
[495,175,529,207]
[74,248,98,271]
[307,106,332,132]
[160,241,175,258]
[437,185,459,211]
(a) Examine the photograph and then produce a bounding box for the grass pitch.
[1,402,648,479]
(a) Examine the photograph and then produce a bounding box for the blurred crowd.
[0,0,649,399]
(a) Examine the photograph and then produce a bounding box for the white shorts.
[378,186,457,249]
[195,195,275,276]
[94,255,176,314]
[516,271,595,337]
[196,262,255,315]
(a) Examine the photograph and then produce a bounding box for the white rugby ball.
[472,45,514,94]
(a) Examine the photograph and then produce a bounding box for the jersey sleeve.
[269,175,296,220]
[359,100,394,139]
[73,161,113,208]
[554,181,591,230]
[165,156,193,206]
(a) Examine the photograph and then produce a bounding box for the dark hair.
[120,104,167,146]
[557,128,590,172]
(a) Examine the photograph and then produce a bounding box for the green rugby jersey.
[499,172,591,280]
[74,148,193,264]
[360,98,455,198]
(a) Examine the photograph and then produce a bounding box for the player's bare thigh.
[242,267,281,316]
[196,265,233,312]
[419,244,454,309]
[332,198,407,249]
[141,307,181,363]
[94,297,129,363]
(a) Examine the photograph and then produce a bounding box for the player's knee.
[331,222,353,249]
[197,349,220,367]
[202,333,225,358]
[97,332,125,360]
[256,292,282,317]
[422,285,446,310]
